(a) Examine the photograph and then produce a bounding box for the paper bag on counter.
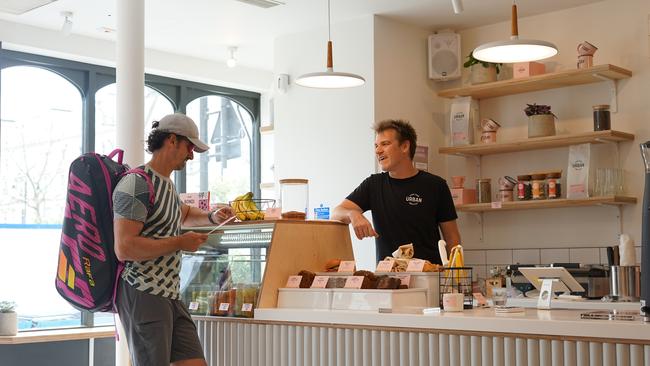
[619,234,637,266]
[566,143,590,199]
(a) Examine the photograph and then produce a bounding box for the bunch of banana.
[230,192,265,220]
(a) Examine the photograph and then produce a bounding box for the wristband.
[207,210,218,225]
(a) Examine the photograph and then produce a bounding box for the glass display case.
[180,222,274,318]
[181,219,355,318]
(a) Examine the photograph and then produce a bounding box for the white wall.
[0,20,272,93]
[437,0,650,276]
[273,15,376,269]
[373,16,447,175]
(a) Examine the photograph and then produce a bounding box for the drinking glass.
[491,287,507,307]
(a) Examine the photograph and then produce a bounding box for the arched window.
[95,83,174,155]
[0,66,83,329]
[185,96,254,202]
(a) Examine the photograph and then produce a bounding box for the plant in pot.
[524,103,557,138]
[0,301,17,336]
[464,51,502,84]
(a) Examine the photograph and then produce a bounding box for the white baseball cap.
[156,113,209,153]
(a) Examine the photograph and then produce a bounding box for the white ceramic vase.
[528,114,556,138]
[470,64,497,84]
[0,312,17,336]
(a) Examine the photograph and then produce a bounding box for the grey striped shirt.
[113,165,182,299]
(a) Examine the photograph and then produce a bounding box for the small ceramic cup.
[442,293,464,312]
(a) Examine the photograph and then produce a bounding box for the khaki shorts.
[116,280,204,366]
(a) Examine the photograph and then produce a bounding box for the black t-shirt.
[346,170,457,264]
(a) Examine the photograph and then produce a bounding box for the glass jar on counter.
[516,175,532,200]
[279,178,309,216]
[476,178,492,203]
[545,172,562,199]
[531,174,547,200]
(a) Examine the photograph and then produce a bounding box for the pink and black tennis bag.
[55,149,153,312]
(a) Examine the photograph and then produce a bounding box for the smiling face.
[374,128,411,172]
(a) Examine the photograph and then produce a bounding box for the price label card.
[241,303,253,312]
[406,259,425,272]
[393,274,411,287]
[491,201,502,209]
[218,303,230,311]
[188,302,199,311]
[344,276,364,289]
[285,275,303,288]
[311,276,329,288]
[375,259,395,272]
[338,260,356,273]
[473,292,488,306]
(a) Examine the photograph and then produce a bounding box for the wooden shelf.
[455,196,636,213]
[0,326,115,345]
[260,125,274,134]
[438,130,635,156]
[259,182,275,189]
[437,64,632,99]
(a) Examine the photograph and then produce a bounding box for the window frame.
[0,46,261,330]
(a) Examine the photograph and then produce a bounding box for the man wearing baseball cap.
[112,113,233,366]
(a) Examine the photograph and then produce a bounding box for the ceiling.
[0,0,603,71]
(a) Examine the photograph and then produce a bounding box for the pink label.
[241,303,253,312]
[285,275,302,288]
[338,261,356,273]
[375,259,395,272]
[311,276,329,288]
[406,259,425,272]
[344,276,364,289]
[218,303,230,311]
[491,201,502,209]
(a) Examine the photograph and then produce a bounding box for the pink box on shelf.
[513,62,545,78]
[451,188,476,205]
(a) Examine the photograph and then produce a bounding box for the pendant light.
[295,0,365,88]
[472,2,558,63]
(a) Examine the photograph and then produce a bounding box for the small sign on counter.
[344,276,364,289]
[376,259,395,272]
[338,260,356,273]
[406,259,425,272]
[311,276,329,288]
[285,275,303,288]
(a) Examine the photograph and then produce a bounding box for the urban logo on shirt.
[405,193,422,206]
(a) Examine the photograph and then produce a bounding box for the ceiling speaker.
[428,32,461,81]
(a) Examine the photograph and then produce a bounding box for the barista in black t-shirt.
[332,119,461,264]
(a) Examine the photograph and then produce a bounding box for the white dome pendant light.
[295,0,365,88]
[473,1,558,63]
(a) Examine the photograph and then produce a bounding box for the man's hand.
[350,212,378,240]
[212,205,235,223]
[178,231,209,252]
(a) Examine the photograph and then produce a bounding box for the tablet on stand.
[518,267,585,309]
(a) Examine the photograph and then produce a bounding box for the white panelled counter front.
[194,307,650,366]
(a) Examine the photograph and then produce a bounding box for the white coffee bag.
[567,143,590,199]
[450,97,478,146]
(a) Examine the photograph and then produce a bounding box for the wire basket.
[229,198,276,221]
[439,267,473,309]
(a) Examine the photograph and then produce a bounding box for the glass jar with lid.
[279,178,309,216]
[476,178,492,203]
[516,175,532,200]
[531,173,547,200]
[545,172,562,199]
[593,104,611,131]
